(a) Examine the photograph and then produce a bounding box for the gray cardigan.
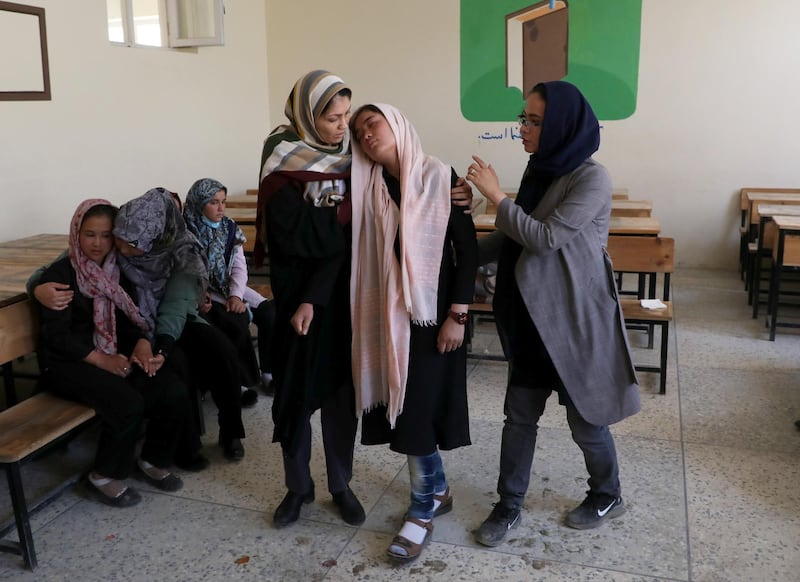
[479,158,640,426]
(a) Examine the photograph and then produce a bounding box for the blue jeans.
[407,451,448,520]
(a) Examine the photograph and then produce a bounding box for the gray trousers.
[497,384,621,509]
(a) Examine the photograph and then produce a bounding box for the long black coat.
[265,183,354,454]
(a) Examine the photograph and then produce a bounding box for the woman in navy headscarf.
[466,81,640,546]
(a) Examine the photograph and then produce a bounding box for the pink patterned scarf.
[68,199,149,355]
[350,104,451,427]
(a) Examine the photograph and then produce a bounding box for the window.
[106,0,224,48]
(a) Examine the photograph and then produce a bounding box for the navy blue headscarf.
[531,80,600,177]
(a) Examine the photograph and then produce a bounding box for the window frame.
[107,0,224,49]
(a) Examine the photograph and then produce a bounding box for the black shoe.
[565,493,626,530]
[174,451,210,472]
[274,488,315,528]
[332,487,366,526]
[475,503,521,547]
[135,466,184,492]
[219,436,245,461]
[241,388,258,408]
[85,477,142,508]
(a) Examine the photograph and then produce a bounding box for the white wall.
[265,0,800,268]
[1,0,270,241]
[5,1,799,268]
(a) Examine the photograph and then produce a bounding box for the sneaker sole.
[565,505,626,530]
[474,512,521,547]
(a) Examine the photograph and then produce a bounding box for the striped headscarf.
[68,198,149,354]
[184,178,245,298]
[255,70,352,265]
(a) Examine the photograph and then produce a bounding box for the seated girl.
[113,188,248,462]
[183,178,276,403]
[38,199,188,507]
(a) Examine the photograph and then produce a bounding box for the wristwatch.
[449,310,468,325]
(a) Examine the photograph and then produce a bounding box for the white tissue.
[640,299,667,310]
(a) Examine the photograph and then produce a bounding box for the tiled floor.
[1,268,799,581]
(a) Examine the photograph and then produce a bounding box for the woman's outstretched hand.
[466,155,506,206]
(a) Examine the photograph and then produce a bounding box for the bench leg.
[2,362,19,407]
[659,322,669,395]
[5,463,37,569]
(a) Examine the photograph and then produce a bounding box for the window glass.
[132,0,162,47]
[106,0,125,44]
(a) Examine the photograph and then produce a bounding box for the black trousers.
[251,300,275,375]
[203,302,261,387]
[176,320,245,440]
[283,382,358,495]
[46,360,189,479]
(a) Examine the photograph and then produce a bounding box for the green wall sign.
[460,0,642,121]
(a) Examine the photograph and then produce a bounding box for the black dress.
[265,182,355,456]
[361,169,478,456]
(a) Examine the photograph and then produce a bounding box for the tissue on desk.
[640,299,667,310]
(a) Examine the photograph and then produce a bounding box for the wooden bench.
[0,299,96,570]
[607,236,675,394]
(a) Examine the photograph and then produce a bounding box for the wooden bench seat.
[0,298,97,570]
[607,236,675,394]
[0,396,96,571]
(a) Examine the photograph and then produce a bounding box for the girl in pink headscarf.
[349,104,478,563]
[38,199,190,507]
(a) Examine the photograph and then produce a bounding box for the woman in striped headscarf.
[257,70,365,529]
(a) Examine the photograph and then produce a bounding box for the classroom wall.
[5,1,799,269]
[265,0,800,269]
[1,0,270,242]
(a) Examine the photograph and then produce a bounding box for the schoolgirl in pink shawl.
[349,104,478,562]
[37,199,190,507]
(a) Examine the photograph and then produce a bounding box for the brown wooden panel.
[0,299,38,365]
[620,299,672,322]
[607,236,675,274]
[0,393,95,463]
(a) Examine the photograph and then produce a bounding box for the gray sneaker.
[475,503,521,547]
[565,494,626,530]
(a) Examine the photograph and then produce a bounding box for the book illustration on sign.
[506,1,568,95]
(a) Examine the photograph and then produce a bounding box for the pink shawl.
[68,199,149,355]
[350,104,451,427]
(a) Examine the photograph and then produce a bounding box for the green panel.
[460,0,642,121]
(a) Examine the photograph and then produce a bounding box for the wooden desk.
[473,214,496,232]
[609,216,661,236]
[225,194,257,209]
[473,215,661,237]
[766,215,800,339]
[740,188,800,228]
[611,200,652,218]
[0,235,68,308]
[749,205,800,314]
[226,208,258,252]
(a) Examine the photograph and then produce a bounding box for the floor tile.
[684,442,800,582]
